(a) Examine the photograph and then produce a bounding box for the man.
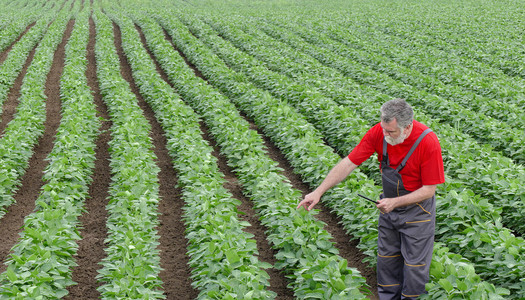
[297,98,445,299]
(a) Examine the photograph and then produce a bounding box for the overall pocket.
[401,196,435,237]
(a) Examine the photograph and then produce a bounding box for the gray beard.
[385,132,407,146]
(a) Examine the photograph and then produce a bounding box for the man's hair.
[380,98,414,129]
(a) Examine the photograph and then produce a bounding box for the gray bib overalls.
[377,128,435,300]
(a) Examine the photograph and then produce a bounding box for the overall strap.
[382,137,389,165]
[396,128,433,172]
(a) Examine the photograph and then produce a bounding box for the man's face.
[381,119,410,146]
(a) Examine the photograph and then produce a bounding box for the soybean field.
[0,0,523,299]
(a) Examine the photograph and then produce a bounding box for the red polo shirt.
[348,120,445,192]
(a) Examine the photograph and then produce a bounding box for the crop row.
[256,18,525,235]
[368,9,525,80]
[176,8,520,298]
[103,6,276,299]
[340,16,525,107]
[0,1,520,298]
[198,14,525,238]
[144,5,512,298]
[262,16,524,165]
[0,8,52,121]
[300,18,524,130]
[199,12,524,229]
[124,5,374,298]
[0,1,69,218]
[179,14,524,296]
[91,6,165,298]
[0,3,43,54]
[0,4,96,298]
[0,0,43,14]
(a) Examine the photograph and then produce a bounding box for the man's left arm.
[376,184,437,214]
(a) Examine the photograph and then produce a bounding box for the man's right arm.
[297,157,358,211]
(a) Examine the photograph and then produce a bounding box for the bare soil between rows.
[0,19,74,275]
[0,23,38,138]
[0,13,378,300]
[65,16,110,299]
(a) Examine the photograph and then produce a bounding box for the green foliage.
[0,4,99,298]
[148,4,513,299]
[135,8,370,298]
[91,7,165,298]
[0,11,56,219]
[2,0,523,298]
[103,7,275,298]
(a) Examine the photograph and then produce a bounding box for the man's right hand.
[297,192,321,211]
[296,157,358,212]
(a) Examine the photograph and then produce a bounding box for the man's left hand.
[377,198,397,214]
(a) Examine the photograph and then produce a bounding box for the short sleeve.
[419,133,445,186]
[348,123,382,166]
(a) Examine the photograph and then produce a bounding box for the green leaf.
[457,280,468,291]
[438,278,454,293]
[226,249,240,266]
[292,230,305,245]
[332,278,347,291]
[6,266,18,282]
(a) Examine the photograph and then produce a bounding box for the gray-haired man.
[298,98,445,299]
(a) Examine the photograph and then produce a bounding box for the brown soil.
[0,22,36,64]
[0,11,378,300]
[65,16,110,299]
[111,22,198,299]
[151,21,379,299]
[136,22,295,298]
[254,124,379,299]
[0,46,37,135]
[176,25,381,297]
[0,19,74,273]
[0,23,38,134]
